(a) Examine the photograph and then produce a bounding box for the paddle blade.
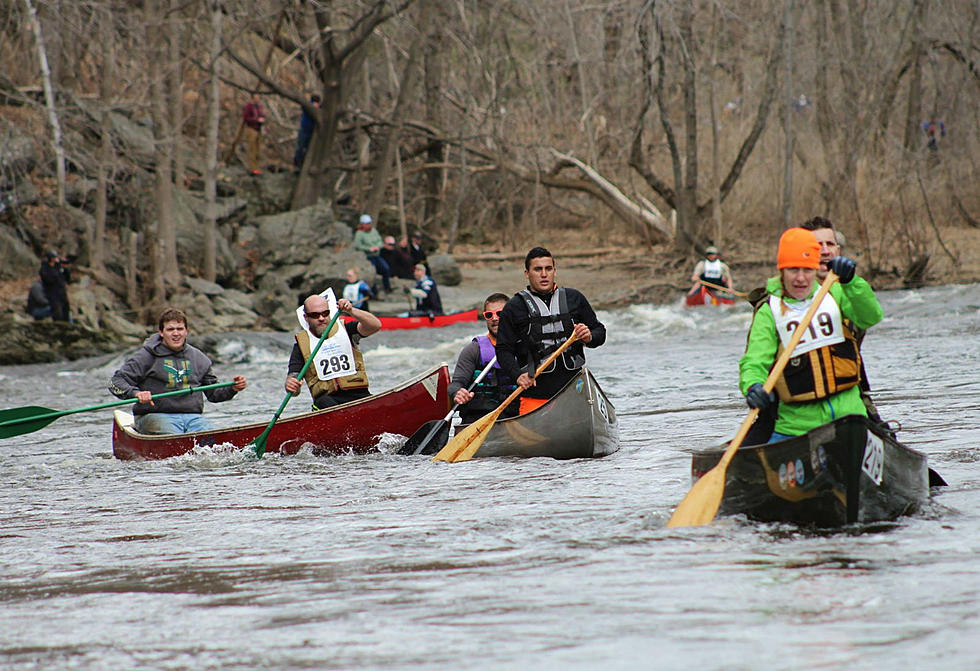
[398,419,450,456]
[0,406,61,439]
[431,408,503,462]
[666,464,727,528]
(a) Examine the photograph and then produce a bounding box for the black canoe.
[690,415,934,527]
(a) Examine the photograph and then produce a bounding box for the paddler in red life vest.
[495,246,606,415]
[739,227,883,442]
[284,294,381,410]
[688,245,734,298]
[448,293,519,424]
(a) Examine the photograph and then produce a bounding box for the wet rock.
[0,313,128,365]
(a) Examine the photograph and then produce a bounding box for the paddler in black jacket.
[495,246,606,415]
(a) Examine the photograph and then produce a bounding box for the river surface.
[1,284,978,670]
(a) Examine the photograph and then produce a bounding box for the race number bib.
[769,293,845,357]
[295,288,356,381]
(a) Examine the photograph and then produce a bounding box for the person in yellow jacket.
[284,294,381,409]
[739,227,883,441]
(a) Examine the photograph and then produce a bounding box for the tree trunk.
[364,37,424,220]
[202,1,222,283]
[92,5,113,274]
[24,0,66,207]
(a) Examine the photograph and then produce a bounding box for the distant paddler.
[688,245,735,298]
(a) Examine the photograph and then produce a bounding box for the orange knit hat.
[777,227,820,269]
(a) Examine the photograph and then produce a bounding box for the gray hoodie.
[108,334,237,416]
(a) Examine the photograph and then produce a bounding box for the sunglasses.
[482,310,503,320]
[304,310,331,320]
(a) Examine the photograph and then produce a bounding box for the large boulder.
[428,253,462,286]
[173,191,240,281]
[0,120,38,180]
[0,230,37,280]
[253,200,349,266]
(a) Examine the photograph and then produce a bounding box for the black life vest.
[519,288,584,374]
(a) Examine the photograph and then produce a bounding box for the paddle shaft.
[250,308,344,457]
[432,331,582,463]
[0,381,236,431]
[696,279,746,297]
[410,355,498,456]
[667,272,839,527]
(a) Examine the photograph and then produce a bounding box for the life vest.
[466,335,517,415]
[699,259,725,283]
[519,287,583,373]
[768,293,862,402]
[295,327,369,398]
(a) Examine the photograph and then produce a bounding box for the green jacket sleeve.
[834,276,883,331]
[738,302,778,396]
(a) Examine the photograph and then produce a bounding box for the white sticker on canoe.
[421,370,440,402]
[862,433,885,486]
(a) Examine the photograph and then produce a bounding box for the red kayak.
[685,285,736,307]
[355,308,480,330]
[111,365,450,460]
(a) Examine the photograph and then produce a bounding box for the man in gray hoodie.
[108,308,247,435]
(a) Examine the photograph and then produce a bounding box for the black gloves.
[827,256,856,284]
[745,383,776,410]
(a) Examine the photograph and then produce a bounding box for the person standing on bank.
[739,228,882,441]
[242,93,265,175]
[39,250,71,322]
[108,308,247,435]
[293,94,320,172]
[284,294,381,410]
[495,246,606,415]
[448,293,519,424]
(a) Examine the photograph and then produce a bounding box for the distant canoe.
[689,415,932,527]
[347,308,480,331]
[112,365,450,460]
[411,367,618,460]
[685,285,735,307]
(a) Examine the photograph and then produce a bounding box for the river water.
[1,284,978,670]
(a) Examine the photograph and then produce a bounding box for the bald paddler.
[284,294,381,410]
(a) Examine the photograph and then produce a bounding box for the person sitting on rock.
[25,274,51,320]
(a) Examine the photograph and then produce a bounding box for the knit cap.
[777,227,820,269]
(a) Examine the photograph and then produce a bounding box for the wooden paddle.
[0,381,236,440]
[432,332,582,463]
[667,272,839,528]
[399,356,499,456]
[250,308,343,458]
[696,279,747,298]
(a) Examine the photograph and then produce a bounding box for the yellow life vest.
[770,292,862,402]
[295,327,369,398]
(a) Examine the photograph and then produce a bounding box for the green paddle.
[0,381,236,440]
[249,308,343,458]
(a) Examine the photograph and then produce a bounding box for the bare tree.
[202,0,222,282]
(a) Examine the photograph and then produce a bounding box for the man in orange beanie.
[738,227,882,442]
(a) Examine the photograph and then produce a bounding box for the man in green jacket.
[739,227,883,441]
[352,214,392,295]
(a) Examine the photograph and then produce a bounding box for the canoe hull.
[112,365,451,460]
[685,285,735,307]
[471,367,619,460]
[690,415,930,527]
[368,309,480,330]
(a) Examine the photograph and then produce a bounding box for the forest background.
[1,0,979,357]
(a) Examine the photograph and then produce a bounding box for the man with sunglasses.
[284,294,381,410]
[448,293,519,424]
[496,247,606,415]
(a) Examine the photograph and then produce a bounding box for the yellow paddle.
[695,279,747,298]
[667,271,839,528]
[432,332,582,463]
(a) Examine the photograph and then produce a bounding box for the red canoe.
[685,285,736,307]
[111,365,450,460]
[368,308,480,330]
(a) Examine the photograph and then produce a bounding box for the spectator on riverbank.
[38,250,71,322]
[353,214,392,296]
[25,275,51,320]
